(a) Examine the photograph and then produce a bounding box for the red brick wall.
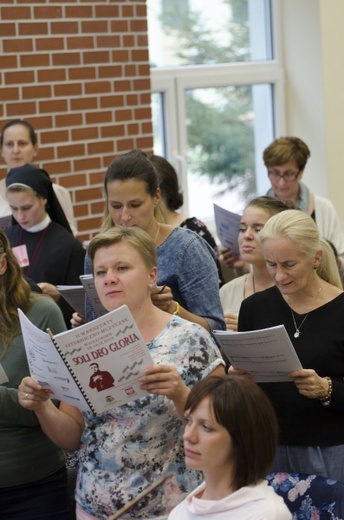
[0,0,153,241]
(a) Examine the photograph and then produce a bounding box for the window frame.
[149,0,285,218]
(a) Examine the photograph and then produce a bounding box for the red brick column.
[0,0,153,241]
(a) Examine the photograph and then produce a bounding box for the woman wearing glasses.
[264,136,344,269]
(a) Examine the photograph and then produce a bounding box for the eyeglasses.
[268,169,300,181]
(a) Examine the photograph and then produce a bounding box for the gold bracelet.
[173,301,181,316]
[319,376,333,406]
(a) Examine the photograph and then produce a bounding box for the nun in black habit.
[5,164,85,326]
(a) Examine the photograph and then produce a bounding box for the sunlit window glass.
[148,0,276,222]
[185,84,273,218]
[147,0,273,68]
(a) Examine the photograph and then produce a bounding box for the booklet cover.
[213,325,302,382]
[19,305,154,414]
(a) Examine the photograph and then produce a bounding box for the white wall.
[279,0,326,195]
[280,0,344,223]
[319,0,344,224]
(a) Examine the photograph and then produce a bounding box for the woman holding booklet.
[19,226,225,520]
[235,209,344,482]
[220,196,294,331]
[0,229,73,519]
[75,148,225,333]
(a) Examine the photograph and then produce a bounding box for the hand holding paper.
[213,325,302,382]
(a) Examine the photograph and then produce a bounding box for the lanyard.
[19,224,50,277]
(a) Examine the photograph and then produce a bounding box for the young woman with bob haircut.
[168,374,291,519]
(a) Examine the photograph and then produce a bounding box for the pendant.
[294,330,300,338]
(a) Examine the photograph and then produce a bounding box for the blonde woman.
[237,210,344,482]
[19,226,225,519]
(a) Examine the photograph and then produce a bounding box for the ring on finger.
[25,393,29,399]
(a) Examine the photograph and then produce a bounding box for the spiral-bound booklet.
[18,305,154,414]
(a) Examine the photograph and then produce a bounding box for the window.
[148,0,284,220]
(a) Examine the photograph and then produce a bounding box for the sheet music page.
[19,309,91,411]
[213,325,302,382]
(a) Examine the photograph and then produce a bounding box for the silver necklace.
[290,310,309,338]
[289,287,322,338]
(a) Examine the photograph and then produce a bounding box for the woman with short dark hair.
[168,374,291,519]
[264,136,344,269]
